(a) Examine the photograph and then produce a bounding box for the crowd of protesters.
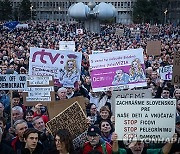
[0,21,180,154]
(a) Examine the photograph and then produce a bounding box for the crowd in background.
[0,21,180,154]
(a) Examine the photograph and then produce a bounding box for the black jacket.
[21,142,44,154]
[0,142,15,154]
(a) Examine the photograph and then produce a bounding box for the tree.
[133,0,169,24]
[0,0,12,21]
[19,0,31,21]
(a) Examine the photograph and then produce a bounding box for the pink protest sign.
[89,48,147,92]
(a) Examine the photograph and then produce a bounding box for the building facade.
[11,0,135,24]
[168,0,180,25]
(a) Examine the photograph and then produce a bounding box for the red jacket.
[83,141,112,154]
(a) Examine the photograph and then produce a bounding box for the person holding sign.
[129,58,146,82]
[111,132,177,154]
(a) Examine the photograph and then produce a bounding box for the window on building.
[121,2,123,8]
[124,2,127,8]
[128,2,130,8]
[50,2,52,7]
[131,2,134,8]
[43,2,45,7]
[118,2,120,8]
[47,2,49,7]
[40,2,42,8]
[115,2,117,7]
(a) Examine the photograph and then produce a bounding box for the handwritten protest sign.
[158,65,173,80]
[89,48,147,92]
[115,28,124,36]
[172,51,180,85]
[47,96,87,119]
[46,101,88,149]
[59,41,75,51]
[115,98,176,141]
[29,47,82,87]
[146,41,161,56]
[0,75,27,90]
[130,28,140,37]
[23,76,55,106]
[149,26,159,35]
[111,89,152,115]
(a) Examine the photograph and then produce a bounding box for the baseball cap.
[87,125,101,136]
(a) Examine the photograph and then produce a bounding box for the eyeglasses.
[91,108,96,110]
[102,124,110,127]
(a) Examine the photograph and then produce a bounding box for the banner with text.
[29,47,82,88]
[59,41,75,51]
[0,75,27,90]
[158,65,173,81]
[172,51,180,85]
[115,98,176,141]
[23,76,55,106]
[89,48,147,92]
[111,89,152,115]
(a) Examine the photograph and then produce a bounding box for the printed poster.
[115,98,176,141]
[29,47,82,88]
[59,41,75,51]
[158,65,173,81]
[89,48,147,92]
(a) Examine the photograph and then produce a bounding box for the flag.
[3,21,19,30]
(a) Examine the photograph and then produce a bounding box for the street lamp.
[164,9,168,25]
[58,7,61,21]
[30,5,33,21]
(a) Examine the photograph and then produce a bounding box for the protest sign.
[59,41,75,51]
[115,98,176,141]
[89,48,147,92]
[115,28,124,36]
[73,131,88,150]
[111,89,152,115]
[29,47,82,87]
[76,29,83,35]
[23,76,55,106]
[149,26,159,35]
[47,96,87,119]
[130,28,140,37]
[146,41,161,56]
[16,24,28,29]
[92,50,105,54]
[46,101,88,149]
[158,65,173,80]
[172,51,180,85]
[0,75,27,90]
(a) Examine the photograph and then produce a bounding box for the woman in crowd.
[95,106,112,126]
[49,129,75,154]
[86,103,100,125]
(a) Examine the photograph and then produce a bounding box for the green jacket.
[113,148,163,154]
